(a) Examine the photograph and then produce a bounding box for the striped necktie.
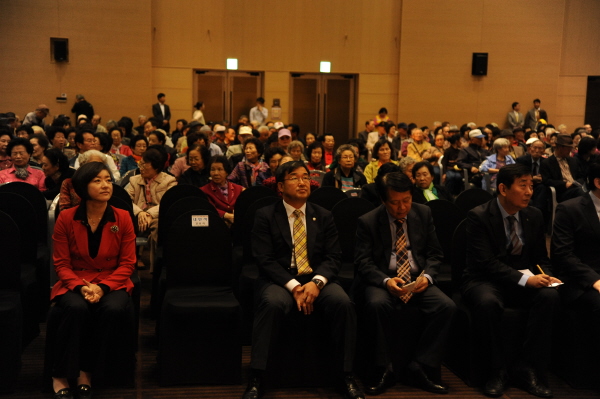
[293,209,312,275]
[507,215,523,256]
[395,219,412,303]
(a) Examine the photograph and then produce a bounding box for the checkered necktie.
[507,215,523,256]
[293,210,312,275]
[395,219,412,303]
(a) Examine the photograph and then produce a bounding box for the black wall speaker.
[472,52,488,76]
[52,38,69,62]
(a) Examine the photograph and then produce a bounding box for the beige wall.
[1,0,599,133]
[0,0,152,124]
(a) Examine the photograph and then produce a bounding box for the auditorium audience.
[41,148,75,201]
[200,155,244,226]
[412,161,452,203]
[364,140,398,184]
[227,137,268,188]
[60,150,110,211]
[321,144,366,191]
[178,144,210,187]
[119,135,147,177]
[126,148,177,272]
[0,137,46,190]
[479,138,515,191]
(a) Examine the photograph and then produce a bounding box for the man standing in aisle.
[152,93,171,133]
[249,97,268,125]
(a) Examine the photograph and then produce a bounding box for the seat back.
[47,194,61,287]
[454,188,493,214]
[309,170,326,186]
[120,168,138,187]
[425,199,467,262]
[161,196,217,244]
[232,185,277,245]
[0,182,48,245]
[165,209,231,287]
[331,197,375,263]
[241,196,281,264]
[0,210,20,290]
[157,185,208,247]
[111,183,133,206]
[0,192,37,263]
[345,188,361,198]
[308,186,347,211]
[450,219,467,292]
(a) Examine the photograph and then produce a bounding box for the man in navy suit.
[354,171,455,395]
[462,164,560,398]
[241,161,364,399]
[552,162,600,336]
[152,93,171,133]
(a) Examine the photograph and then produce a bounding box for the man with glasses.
[242,160,364,399]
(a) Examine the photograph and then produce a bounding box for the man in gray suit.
[507,102,524,128]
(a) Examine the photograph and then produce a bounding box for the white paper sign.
[191,215,209,227]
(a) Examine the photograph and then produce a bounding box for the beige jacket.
[126,172,177,219]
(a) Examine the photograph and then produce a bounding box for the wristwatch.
[311,278,325,290]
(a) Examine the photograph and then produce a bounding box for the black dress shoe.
[77,384,92,399]
[483,370,508,398]
[513,366,553,398]
[340,374,365,399]
[365,369,395,395]
[53,388,73,399]
[409,365,448,394]
[241,375,263,399]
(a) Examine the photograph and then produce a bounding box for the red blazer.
[51,205,136,300]
[200,181,244,217]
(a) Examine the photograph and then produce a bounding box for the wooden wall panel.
[398,0,565,128]
[0,0,152,123]
[561,0,600,76]
[264,72,290,123]
[358,74,399,127]
[555,76,587,129]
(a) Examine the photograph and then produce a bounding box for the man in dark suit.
[516,138,547,211]
[242,161,364,399]
[552,162,600,337]
[462,164,561,398]
[354,172,455,395]
[524,99,548,131]
[152,93,171,133]
[540,134,585,202]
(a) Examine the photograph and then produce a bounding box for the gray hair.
[258,125,269,133]
[398,156,416,172]
[493,138,510,152]
[79,150,108,165]
[335,144,358,162]
[288,140,305,152]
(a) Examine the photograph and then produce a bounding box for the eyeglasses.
[139,161,147,168]
[285,175,311,183]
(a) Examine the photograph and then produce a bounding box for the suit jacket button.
[97,269,102,272]
[106,258,111,261]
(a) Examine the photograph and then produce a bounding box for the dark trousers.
[49,290,134,379]
[572,289,600,336]
[251,282,356,373]
[360,284,456,370]
[462,282,559,373]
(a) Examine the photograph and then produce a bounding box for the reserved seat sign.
[191,215,209,227]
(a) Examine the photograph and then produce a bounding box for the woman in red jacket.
[49,162,136,399]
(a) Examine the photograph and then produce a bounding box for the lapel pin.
[312,217,316,221]
[110,225,119,233]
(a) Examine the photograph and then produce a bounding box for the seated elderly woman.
[41,148,75,201]
[60,150,109,211]
[125,148,177,272]
[322,144,366,191]
[30,133,50,167]
[263,146,286,179]
[363,140,398,184]
[119,135,147,177]
[227,137,269,188]
[411,161,452,204]
[178,144,211,187]
[49,162,136,399]
[305,141,327,171]
[200,155,245,226]
[0,137,46,190]
[398,156,417,182]
[479,137,515,191]
[288,140,306,162]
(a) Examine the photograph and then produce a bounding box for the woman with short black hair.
[49,161,136,399]
[41,148,75,200]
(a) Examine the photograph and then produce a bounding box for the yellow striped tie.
[293,209,312,275]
